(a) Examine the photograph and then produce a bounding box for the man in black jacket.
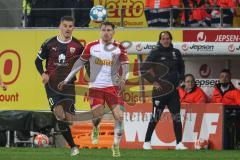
[141,31,187,150]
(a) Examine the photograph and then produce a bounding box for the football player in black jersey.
[35,16,84,156]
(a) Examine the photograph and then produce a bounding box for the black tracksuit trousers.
[144,89,183,144]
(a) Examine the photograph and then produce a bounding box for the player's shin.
[112,120,123,157]
[114,120,123,145]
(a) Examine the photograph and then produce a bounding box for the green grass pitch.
[0,148,240,160]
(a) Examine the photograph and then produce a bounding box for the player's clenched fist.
[41,73,49,84]
[58,81,67,91]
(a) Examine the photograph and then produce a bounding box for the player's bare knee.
[92,105,104,119]
[65,112,74,123]
[112,105,124,121]
[92,112,103,120]
[118,115,123,122]
[113,111,123,121]
[53,105,66,121]
[115,114,123,122]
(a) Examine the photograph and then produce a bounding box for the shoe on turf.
[112,144,121,157]
[70,146,79,156]
[143,141,152,150]
[175,142,188,150]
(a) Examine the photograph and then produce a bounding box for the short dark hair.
[159,31,173,41]
[184,74,195,82]
[220,69,231,75]
[60,16,75,23]
[100,21,115,30]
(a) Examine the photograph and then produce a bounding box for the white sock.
[114,121,123,145]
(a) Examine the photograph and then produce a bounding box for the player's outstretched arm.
[119,63,129,93]
[35,57,49,84]
[121,63,129,82]
[58,58,85,90]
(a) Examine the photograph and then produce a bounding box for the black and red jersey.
[37,36,84,83]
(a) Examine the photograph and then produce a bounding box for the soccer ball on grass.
[33,134,49,147]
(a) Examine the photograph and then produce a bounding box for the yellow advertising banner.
[0,29,182,110]
[90,0,148,27]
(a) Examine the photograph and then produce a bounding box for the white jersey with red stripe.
[80,39,129,88]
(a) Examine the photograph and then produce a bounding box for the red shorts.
[89,86,124,109]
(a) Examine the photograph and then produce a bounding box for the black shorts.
[45,83,76,114]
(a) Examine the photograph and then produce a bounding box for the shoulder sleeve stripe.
[80,56,88,62]
[37,54,44,60]
[120,61,129,64]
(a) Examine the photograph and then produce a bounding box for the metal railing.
[0,7,240,28]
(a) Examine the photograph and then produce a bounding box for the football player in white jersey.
[58,21,129,157]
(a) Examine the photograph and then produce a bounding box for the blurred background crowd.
[0,0,240,28]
